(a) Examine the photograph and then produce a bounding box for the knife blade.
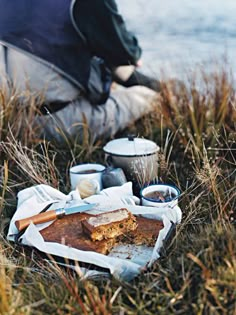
[15,203,97,232]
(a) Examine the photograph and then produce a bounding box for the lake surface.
[117,0,236,81]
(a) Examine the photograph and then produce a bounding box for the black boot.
[114,70,161,92]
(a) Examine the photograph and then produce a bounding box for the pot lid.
[103,136,160,156]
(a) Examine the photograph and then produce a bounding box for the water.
[117,0,236,81]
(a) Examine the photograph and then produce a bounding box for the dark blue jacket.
[0,0,141,93]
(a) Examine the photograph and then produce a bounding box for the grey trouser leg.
[35,85,157,142]
[0,42,158,143]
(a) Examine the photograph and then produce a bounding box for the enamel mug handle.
[105,155,113,166]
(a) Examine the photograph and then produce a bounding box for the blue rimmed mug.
[141,184,180,208]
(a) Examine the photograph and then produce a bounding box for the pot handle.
[105,154,113,166]
[128,134,136,141]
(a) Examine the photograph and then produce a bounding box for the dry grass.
[0,68,236,314]
[158,69,236,164]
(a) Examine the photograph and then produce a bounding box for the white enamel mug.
[69,163,106,191]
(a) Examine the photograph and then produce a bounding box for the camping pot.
[103,135,160,186]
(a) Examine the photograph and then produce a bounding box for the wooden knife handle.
[15,210,58,231]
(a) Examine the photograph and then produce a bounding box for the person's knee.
[124,85,158,100]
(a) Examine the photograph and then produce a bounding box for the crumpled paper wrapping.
[7,182,182,281]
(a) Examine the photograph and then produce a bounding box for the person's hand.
[136,59,143,67]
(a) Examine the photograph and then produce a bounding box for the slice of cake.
[81,208,137,241]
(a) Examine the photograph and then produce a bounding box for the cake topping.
[87,209,129,227]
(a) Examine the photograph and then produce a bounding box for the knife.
[15,203,97,232]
